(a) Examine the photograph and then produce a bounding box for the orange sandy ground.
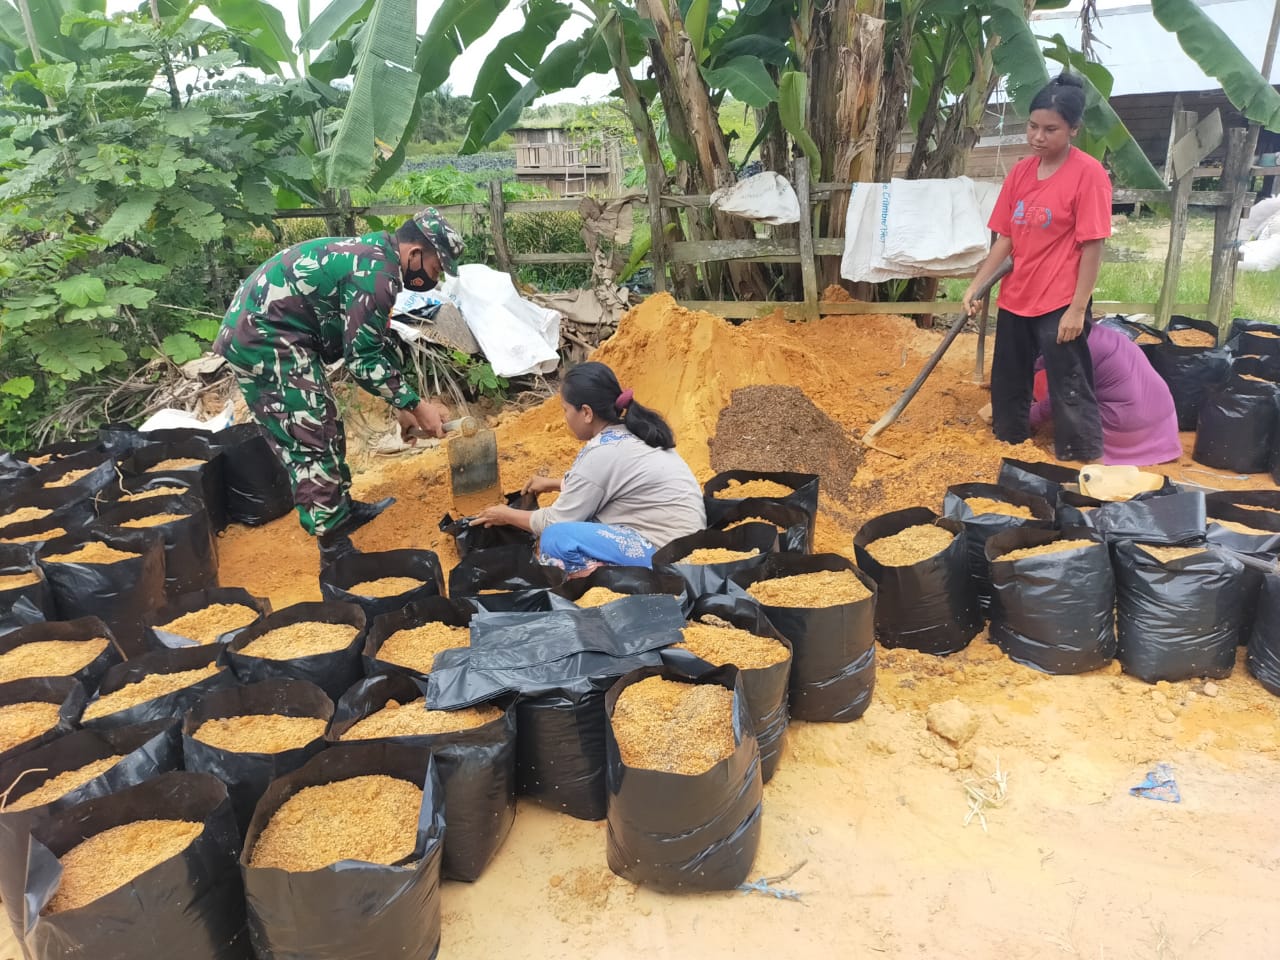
[7,294,1277,959]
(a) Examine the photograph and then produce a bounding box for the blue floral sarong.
[538,522,656,575]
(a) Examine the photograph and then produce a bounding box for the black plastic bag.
[1192,370,1279,474]
[30,452,118,502]
[1113,540,1246,683]
[1272,393,1280,485]
[660,594,791,781]
[1,487,97,536]
[448,544,565,612]
[1206,502,1280,643]
[364,596,476,681]
[605,665,762,891]
[0,719,182,947]
[92,473,198,515]
[704,470,820,527]
[1246,571,1280,696]
[24,771,251,960]
[985,528,1115,674]
[942,483,1055,616]
[36,528,167,656]
[550,566,690,614]
[1231,319,1280,358]
[707,499,812,553]
[210,423,294,526]
[426,597,685,710]
[0,543,55,619]
[0,677,85,764]
[730,552,877,723]
[0,597,45,636]
[1205,489,1280,518]
[96,494,218,598]
[515,686,612,821]
[223,601,367,701]
[122,439,228,532]
[83,643,229,730]
[439,491,537,559]
[240,745,445,960]
[16,439,103,465]
[853,508,980,656]
[144,586,272,649]
[183,678,332,836]
[95,423,148,456]
[329,674,516,883]
[1142,315,1232,430]
[0,616,123,694]
[1058,489,1207,546]
[651,523,777,597]
[0,452,37,486]
[319,548,444,620]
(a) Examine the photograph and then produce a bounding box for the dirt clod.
[926,699,979,745]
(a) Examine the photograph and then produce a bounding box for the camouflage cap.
[409,206,465,274]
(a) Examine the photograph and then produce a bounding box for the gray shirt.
[530,426,706,548]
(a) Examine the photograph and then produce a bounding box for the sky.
[105,0,619,103]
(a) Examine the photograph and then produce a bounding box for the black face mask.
[403,249,437,291]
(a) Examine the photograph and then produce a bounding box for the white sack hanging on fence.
[1239,195,1280,241]
[840,181,898,283]
[709,172,801,225]
[1239,234,1280,272]
[441,265,561,378]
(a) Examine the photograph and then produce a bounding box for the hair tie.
[615,388,634,413]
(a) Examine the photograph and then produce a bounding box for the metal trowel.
[411,416,502,512]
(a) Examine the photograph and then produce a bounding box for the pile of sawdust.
[671,621,789,670]
[147,458,206,471]
[192,715,328,753]
[0,571,41,590]
[346,576,428,598]
[1168,329,1217,348]
[574,587,629,608]
[0,638,108,683]
[118,513,189,529]
[7,755,124,811]
[1138,544,1208,563]
[997,539,1101,562]
[82,665,220,721]
[681,547,760,564]
[864,525,955,566]
[122,486,188,502]
[712,478,796,500]
[47,820,203,913]
[156,603,259,644]
[711,385,862,503]
[612,677,735,775]
[963,497,1034,519]
[0,507,52,529]
[41,543,138,565]
[6,528,67,544]
[746,569,871,607]
[339,699,501,739]
[376,622,468,674]
[238,623,358,660]
[0,702,63,753]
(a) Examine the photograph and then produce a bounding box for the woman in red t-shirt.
[963,73,1111,462]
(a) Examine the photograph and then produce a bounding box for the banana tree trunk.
[806,0,886,291]
[636,0,770,301]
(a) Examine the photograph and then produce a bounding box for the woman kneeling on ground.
[475,361,706,575]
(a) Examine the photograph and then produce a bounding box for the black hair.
[561,361,675,449]
[394,220,429,248]
[1029,71,1086,128]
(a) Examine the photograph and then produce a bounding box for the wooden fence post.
[1155,110,1197,329]
[794,157,820,319]
[1207,127,1252,337]
[488,180,515,279]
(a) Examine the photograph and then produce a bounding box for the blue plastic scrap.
[737,878,803,902]
[1129,763,1181,803]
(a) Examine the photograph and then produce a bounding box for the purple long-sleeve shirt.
[1032,323,1182,465]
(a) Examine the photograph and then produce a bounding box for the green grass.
[940,213,1280,321]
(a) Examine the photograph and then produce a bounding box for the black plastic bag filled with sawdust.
[1141,315,1232,430]
[143,586,271,650]
[651,523,777,597]
[0,676,85,765]
[1206,503,1280,643]
[439,491,538,559]
[319,548,445,621]
[943,483,1055,617]
[240,746,445,960]
[730,552,877,723]
[996,457,1080,504]
[29,451,118,503]
[1192,368,1280,474]
[984,528,1115,675]
[1113,541,1246,684]
[23,771,251,960]
[703,469,820,550]
[1056,488,1206,546]
[1230,319,1280,358]
[1247,571,1280,696]
[854,508,980,656]
[210,423,294,527]
[0,488,97,541]
[0,597,44,637]
[363,596,476,681]
[182,679,333,836]
[707,498,813,554]
[0,615,123,695]
[81,643,229,730]
[708,384,861,505]
[448,544,565,613]
[35,529,167,657]
[121,439,228,532]
[0,543,55,620]
[605,665,762,892]
[223,601,367,701]
[0,719,182,949]
[660,594,791,781]
[0,452,37,487]
[550,566,690,615]
[96,494,218,599]
[329,674,516,883]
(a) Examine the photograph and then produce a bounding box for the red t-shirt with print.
[988,146,1112,317]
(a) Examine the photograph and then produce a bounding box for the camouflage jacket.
[214,231,418,408]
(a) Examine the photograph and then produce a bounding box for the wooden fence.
[275,132,1256,332]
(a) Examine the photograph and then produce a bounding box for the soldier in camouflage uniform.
[215,207,465,560]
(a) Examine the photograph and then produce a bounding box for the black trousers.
[990,303,1104,462]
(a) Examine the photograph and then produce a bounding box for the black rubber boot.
[317,530,355,567]
[346,496,396,533]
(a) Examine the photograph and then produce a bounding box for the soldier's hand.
[396,400,445,442]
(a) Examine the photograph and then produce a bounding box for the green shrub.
[506,211,591,290]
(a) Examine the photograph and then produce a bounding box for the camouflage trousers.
[224,342,352,537]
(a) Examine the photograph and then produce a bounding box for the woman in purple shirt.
[1031,322,1182,465]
